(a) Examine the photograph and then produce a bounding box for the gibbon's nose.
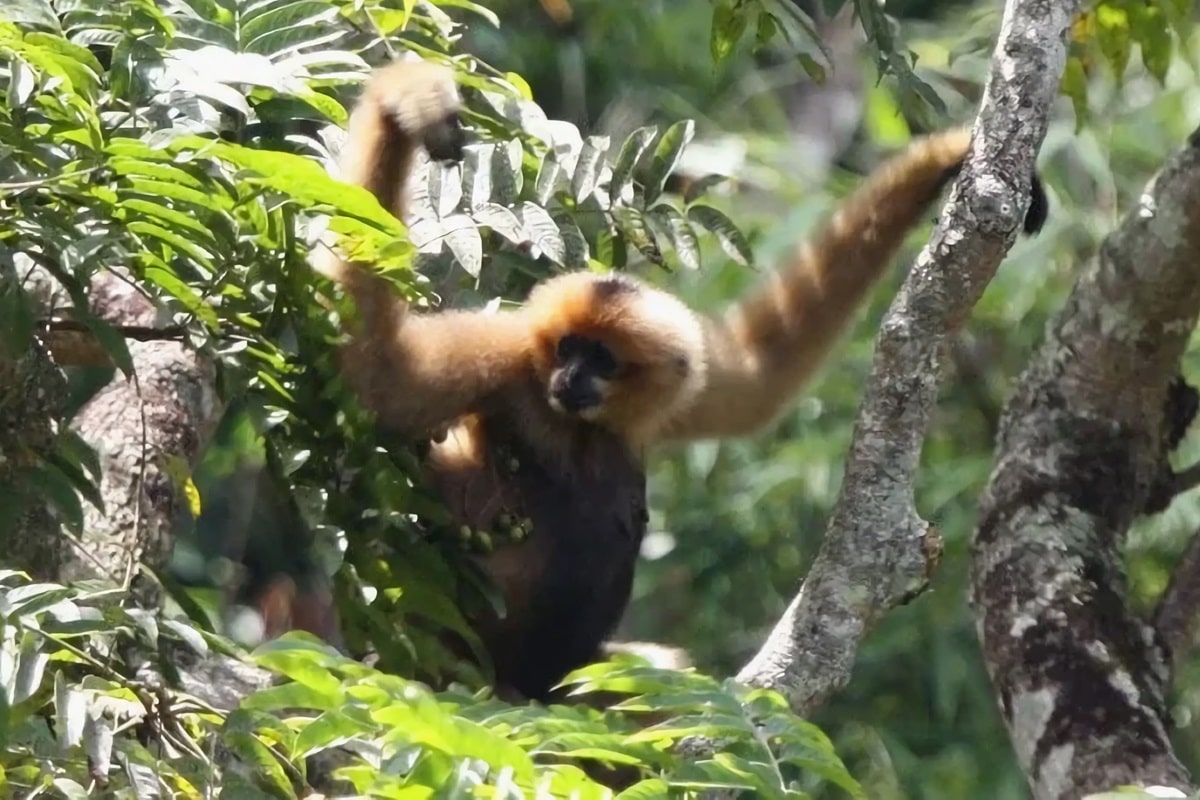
[550,371,601,413]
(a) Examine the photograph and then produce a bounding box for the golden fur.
[312,58,1045,702]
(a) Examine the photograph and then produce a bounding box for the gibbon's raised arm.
[657,127,1048,442]
[313,59,531,437]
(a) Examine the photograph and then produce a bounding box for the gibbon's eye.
[555,335,618,379]
[555,334,579,362]
[589,341,618,379]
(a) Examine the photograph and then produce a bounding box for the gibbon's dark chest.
[424,400,649,701]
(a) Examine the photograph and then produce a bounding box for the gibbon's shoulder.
[361,58,462,134]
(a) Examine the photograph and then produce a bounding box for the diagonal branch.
[969,130,1200,799]
[735,0,1077,715]
[1154,524,1200,675]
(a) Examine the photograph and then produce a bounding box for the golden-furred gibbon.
[312,58,1048,702]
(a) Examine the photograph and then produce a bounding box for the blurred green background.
[174,1,1200,797]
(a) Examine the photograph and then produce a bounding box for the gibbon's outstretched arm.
[314,59,532,437]
[656,127,1047,442]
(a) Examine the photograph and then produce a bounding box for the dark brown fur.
[314,59,1048,701]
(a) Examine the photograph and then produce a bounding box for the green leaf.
[292,708,372,758]
[554,214,590,271]
[243,681,344,713]
[429,157,464,217]
[462,143,495,211]
[30,462,85,534]
[122,196,220,243]
[441,214,484,277]
[609,126,657,204]
[534,152,564,206]
[253,635,346,695]
[11,629,49,705]
[571,135,610,203]
[3,582,73,619]
[0,279,35,359]
[56,429,102,484]
[472,202,524,245]
[642,120,695,206]
[1059,56,1090,132]
[45,442,104,513]
[141,264,219,327]
[1131,2,1172,84]
[648,203,701,270]
[753,11,780,54]
[515,202,566,265]
[127,220,216,274]
[162,618,209,656]
[0,0,60,30]
[493,137,524,205]
[50,779,89,800]
[1094,2,1132,79]
[221,730,296,799]
[710,0,749,64]
[167,136,405,234]
[612,206,664,267]
[687,205,753,267]
[853,0,944,119]
[616,779,671,800]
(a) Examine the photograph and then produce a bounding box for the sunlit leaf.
[612,206,663,267]
[687,205,753,267]
[648,203,700,270]
[642,120,695,206]
[571,135,610,203]
[709,0,749,64]
[609,126,657,204]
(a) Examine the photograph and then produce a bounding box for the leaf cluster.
[0,568,862,798]
[0,0,863,795]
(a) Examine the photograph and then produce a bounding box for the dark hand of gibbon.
[421,112,466,162]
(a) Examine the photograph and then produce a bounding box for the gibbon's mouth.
[548,392,602,421]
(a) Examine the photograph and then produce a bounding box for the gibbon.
[313,58,1048,702]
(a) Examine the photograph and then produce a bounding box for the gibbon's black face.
[548,333,619,417]
[422,113,466,162]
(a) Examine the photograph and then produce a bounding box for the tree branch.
[734,0,1076,715]
[969,130,1200,798]
[59,272,223,600]
[1155,525,1200,676]
[40,318,190,369]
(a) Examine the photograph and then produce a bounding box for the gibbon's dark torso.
[425,387,648,701]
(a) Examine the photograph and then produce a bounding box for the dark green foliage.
[0,0,865,794]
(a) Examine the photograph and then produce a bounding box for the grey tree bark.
[970,129,1200,799]
[8,267,223,595]
[0,258,71,576]
[736,0,1078,716]
[60,273,222,599]
[6,265,262,707]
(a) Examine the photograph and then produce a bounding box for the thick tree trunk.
[736,0,1077,715]
[0,258,71,575]
[970,130,1200,799]
[60,273,221,601]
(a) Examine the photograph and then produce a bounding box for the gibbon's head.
[524,271,707,442]
[369,59,466,162]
